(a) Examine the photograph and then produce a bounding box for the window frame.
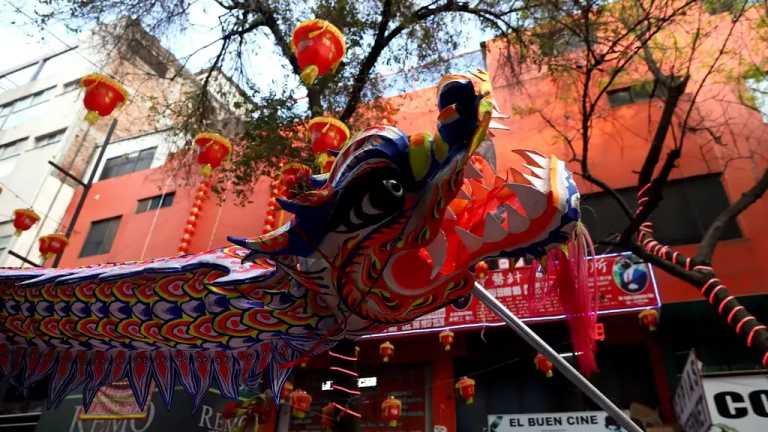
[136,192,175,213]
[34,128,67,149]
[79,216,122,258]
[607,80,666,107]
[0,86,56,129]
[0,137,27,160]
[99,146,158,181]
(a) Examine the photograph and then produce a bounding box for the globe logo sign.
[612,255,650,294]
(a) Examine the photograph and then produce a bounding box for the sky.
[0,0,491,93]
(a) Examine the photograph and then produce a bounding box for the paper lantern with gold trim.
[289,389,312,418]
[308,117,350,155]
[80,73,128,124]
[12,208,39,236]
[194,132,232,176]
[534,353,554,378]
[456,376,476,404]
[439,329,455,351]
[639,309,659,331]
[381,396,402,427]
[39,233,68,261]
[291,20,346,85]
[379,341,394,363]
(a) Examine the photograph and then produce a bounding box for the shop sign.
[36,387,245,432]
[673,350,711,432]
[368,253,659,337]
[487,411,629,431]
[703,374,768,432]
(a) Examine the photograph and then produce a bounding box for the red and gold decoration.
[638,309,659,332]
[379,341,394,363]
[308,117,350,155]
[321,403,336,431]
[279,163,312,199]
[474,260,489,279]
[289,389,312,418]
[80,73,128,124]
[194,132,232,176]
[178,180,211,255]
[534,353,554,378]
[291,20,346,86]
[12,208,39,236]
[280,381,294,404]
[381,396,402,427]
[38,233,68,261]
[456,376,476,404]
[439,329,455,351]
[221,393,274,430]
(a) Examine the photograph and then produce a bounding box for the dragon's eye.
[382,179,403,197]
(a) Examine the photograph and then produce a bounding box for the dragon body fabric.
[0,72,589,411]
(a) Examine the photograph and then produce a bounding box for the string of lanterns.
[178,178,211,255]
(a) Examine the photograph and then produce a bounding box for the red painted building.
[46,10,768,432]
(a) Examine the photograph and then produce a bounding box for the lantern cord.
[206,203,224,250]
[139,176,174,260]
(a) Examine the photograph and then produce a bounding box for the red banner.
[367,253,659,337]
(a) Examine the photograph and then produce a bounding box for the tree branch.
[696,168,768,263]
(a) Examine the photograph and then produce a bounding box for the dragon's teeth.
[483,214,506,242]
[426,230,448,278]
[505,184,547,218]
[512,149,548,168]
[526,164,547,179]
[523,173,547,191]
[464,163,483,179]
[455,227,482,252]
[489,119,510,130]
[456,188,471,200]
[445,208,457,220]
[505,205,530,233]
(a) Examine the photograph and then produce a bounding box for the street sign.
[673,350,712,432]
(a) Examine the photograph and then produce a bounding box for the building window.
[0,138,26,159]
[581,174,741,252]
[34,129,67,148]
[80,216,121,257]
[607,80,667,107]
[0,86,56,129]
[136,192,175,213]
[61,79,80,94]
[99,147,157,180]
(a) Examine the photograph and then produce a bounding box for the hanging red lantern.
[456,376,476,404]
[280,163,312,198]
[379,341,395,363]
[80,73,128,124]
[12,208,40,236]
[291,19,346,85]
[289,389,312,418]
[381,396,402,427]
[280,382,294,404]
[186,216,198,226]
[194,132,232,176]
[308,117,350,155]
[638,310,659,331]
[265,215,275,226]
[474,260,489,279]
[190,207,201,217]
[534,353,554,378]
[38,233,68,260]
[439,329,455,351]
[321,403,336,431]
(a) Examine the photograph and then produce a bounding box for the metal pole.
[7,250,41,268]
[52,119,117,268]
[472,283,643,432]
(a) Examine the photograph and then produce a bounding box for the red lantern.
[222,401,241,419]
[194,132,232,176]
[639,310,659,331]
[190,207,201,217]
[38,233,68,260]
[381,396,402,427]
[265,215,275,225]
[439,329,455,351]
[321,403,336,431]
[289,389,312,418]
[316,153,336,174]
[379,341,394,363]
[474,260,489,279]
[80,73,128,124]
[184,224,196,235]
[12,208,40,236]
[280,382,294,404]
[186,216,197,226]
[534,353,554,378]
[308,117,350,155]
[456,376,476,404]
[291,20,346,85]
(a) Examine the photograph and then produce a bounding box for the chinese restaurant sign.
[369,253,659,336]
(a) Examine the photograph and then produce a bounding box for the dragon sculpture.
[0,71,591,412]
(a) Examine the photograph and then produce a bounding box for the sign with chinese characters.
[488,411,629,432]
[674,350,711,432]
[367,253,659,337]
